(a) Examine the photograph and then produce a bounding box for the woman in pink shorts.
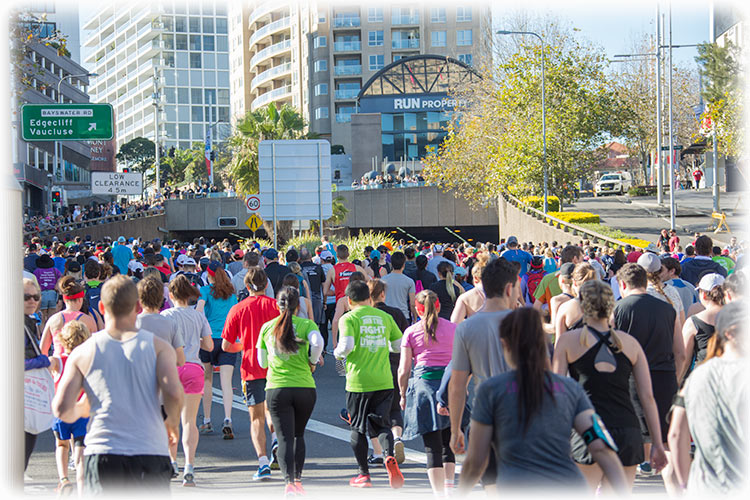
[161,275,213,486]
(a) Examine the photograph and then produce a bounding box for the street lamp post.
[54,72,97,214]
[497,30,548,213]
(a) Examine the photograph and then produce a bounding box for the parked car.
[595,171,633,196]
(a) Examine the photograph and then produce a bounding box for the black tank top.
[691,316,715,363]
[568,326,640,429]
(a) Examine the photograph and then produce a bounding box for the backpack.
[415,279,424,293]
[85,283,102,314]
[178,271,204,289]
[526,269,545,303]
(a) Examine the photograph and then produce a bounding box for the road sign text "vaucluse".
[21,104,114,141]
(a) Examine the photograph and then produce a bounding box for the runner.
[429,262,463,320]
[450,252,489,323]
[52,275,183,494]
[111,236,134,275]
[397,290,457,496]
[365,249,388,279]
[322,244,368,305]
[195,261,238,440]
[554,263,598,344]
[381,251,417,323]
[533,245,584,312]
[299,247,327,348]
[49,320,91,496]
[458,307,627,493]
[414,255,438,292]
[221,267,281,481]
[41,276,98,356]
[500,236,533,277]
[263,249,291,296]
[548,263,576,331]
[677,273,724,381]
[334,280,404,489]
[553,280,667,492]
[136,277,185,367]
[33,253,62,327]
[679,235,727,285]
[638,253,685,328]
[257,286,323,497]
[330,271,367,352]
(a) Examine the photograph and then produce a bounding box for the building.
[82,1,232,158]
[230,1,490,156]
[26,1,83,64]
[14,39,94,216]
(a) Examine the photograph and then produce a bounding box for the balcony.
[335,113,352,123]
[335,88,360,99]
[250,62,292,90]
[334,40,361,51]
[248,0,286,27]
[252,85,293,110]
[392,39,420,49]
[250,39,291,69]
[334,65,362,76]
[249,16,291,47]
[392,15,420,25]
[333,16,360,28]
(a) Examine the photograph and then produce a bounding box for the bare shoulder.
[69,334,98,375]
[557,327,581,349]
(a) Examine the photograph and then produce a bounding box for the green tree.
[423,22,622,206]
[116,137,155,173]
[11,11,70,96]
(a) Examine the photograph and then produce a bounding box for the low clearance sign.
[91,172,143,195]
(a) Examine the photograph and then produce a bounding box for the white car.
[595,172,633,196]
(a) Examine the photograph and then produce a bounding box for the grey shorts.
[242,379,266,406]
[41,289,58,309]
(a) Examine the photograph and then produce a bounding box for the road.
[569,188,747,246]
[24,352,666,497]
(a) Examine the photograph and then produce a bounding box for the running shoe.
[393,438,405,464]
[284,483,297,498]
[349,474,372,488]
[637,461,654,476]
[171,461,179,479]
[55,477,74,496]
[339,408,352,426]
[270,439,280,470]
[294,480,306,496]
[367,454,384,466]
[199,422,213,434]
[222,419,234,440]
[335,358,346,376]
[253,464,271,481]
[384,456,404,489]
[182,473,195,487]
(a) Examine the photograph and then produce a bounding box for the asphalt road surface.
[24,352,666,497]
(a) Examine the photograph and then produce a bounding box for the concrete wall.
[497,196,583,246]
[350,113,382,181]
[29,214,166,242]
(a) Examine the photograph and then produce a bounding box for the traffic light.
[51,190,61,203]
[123,167,130,173]
[210,150,215,161]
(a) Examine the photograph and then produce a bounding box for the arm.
[677,319,696,382]
[573,409,628,493]
[195,299,206,314]
[397,346,412,410]
[333,336,354,360]
[533,298,544,311]
[174,346,186,367]
[222,338,242,353]
[554,304,568,345]
[40,318,54,356]
[331,299,347,348]
[448,368,470,454]
[408,291,417,324]
[308,330,324,364]
[52,343,90,423]
[200,335,214,351]
[551,333,569,375]
[667,399,691,490]
[153,336,184,447]
[671,314,687,385]
[450,294,467,324]
[630,341,668,471]
[322,268,335,297]
[455,420,492,495]
[305,297,314,321]
[257,344,268,369]
[25,354,51,371]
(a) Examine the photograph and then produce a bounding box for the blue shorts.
[198,341,238,367]
[52,417,89,443]
[242,379,266,407]
[41,289,58,309]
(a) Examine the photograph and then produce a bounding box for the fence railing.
[23,207,165,239]
[503,194,634,249]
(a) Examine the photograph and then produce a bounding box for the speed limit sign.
[245,195,260,212]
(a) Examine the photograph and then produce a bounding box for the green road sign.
[21,103,114,141]
[660,145,683,151]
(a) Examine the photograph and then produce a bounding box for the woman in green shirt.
[257,286,324,497]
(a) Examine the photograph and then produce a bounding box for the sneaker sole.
[394,440,405,464]
[385,457,404,489]
[222,427,234,440]
[349,480,372,488]
[253,475,272,482]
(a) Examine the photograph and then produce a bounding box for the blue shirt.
[53,256,67,274]
[501,248,533,277]
[160,247,172,262]
[200,284,238,339]
[543,257,557,274]
[111,243,134,275]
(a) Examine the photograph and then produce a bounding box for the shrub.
[238,237,273,252]
[522,195,561,212]
[619,238,651,250]
[340,230,399,261]
[281,232,322,257]
[546,211,600,224]
[627,186,650,197]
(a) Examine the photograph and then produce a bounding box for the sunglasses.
[24,293,41,301]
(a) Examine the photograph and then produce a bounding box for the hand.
[309,363,316,374]
[450,429,466,455]
[399,395,406,411]
[650,443,668,472]
[437,403,449,416]
[318,354,325,367]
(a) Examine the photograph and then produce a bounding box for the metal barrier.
[504,194,632,249]
[23,207,165,239]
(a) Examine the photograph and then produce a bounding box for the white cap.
[637,253,662,273]
[320,250,334,261]
[183,257,197,266]
[175,254,188,266]
[697,273,725,291]
[128,261,144,273]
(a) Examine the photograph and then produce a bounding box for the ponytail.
[647,271,673,307]
[445,270,457,304]
[273,286,302,354]
[416,290,440,344]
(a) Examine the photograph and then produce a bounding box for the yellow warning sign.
[245,213,263,232]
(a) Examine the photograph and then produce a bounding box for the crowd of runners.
[22,230,747,497]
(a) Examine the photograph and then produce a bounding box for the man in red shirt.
[323,244,368,301]
[222,267,280,481]
[668,229,680,253]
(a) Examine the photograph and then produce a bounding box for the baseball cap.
[433,244,444,253]
[530,256,544,269]
[454,266,467,277]
[117,236,126,243]
[182,257,197,266]
[234,249,245,258]
[370,249,381,261]
[507,236,518,245]
[175,254,188,266]
[697,273,725,291]
[560,262,575,279]
[320,250,334,261]
[637,253,662,273]
[264,248,279,260]
[207,260,222,277]
[644,243,660,254]
[128,261,144,273]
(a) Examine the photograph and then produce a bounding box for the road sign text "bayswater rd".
[21,104,114,141]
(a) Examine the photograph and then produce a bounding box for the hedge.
[619,238,651,250]
[522,196,561,212]
[546,211,600,224]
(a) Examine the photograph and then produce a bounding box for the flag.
[205,129,212,177]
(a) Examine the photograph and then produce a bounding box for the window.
[189,53,201,68]
[314,59,327,72]
[392,7,419,25]
[217,36,228,52]
[430,8,446,23]
[177,87,189,103]
[163,34,174,50]
[369,54,384,70]
[314,83,328,96]
[175,16,187,32]
[458,53,473,65]
[203,35,214,51]
[216,18,228,34]
[204,89,216,104]
[191,106,203,121]
[314,106,328,119]
[431,31,447,47]
[457,29,472,46]
[368,30,383,46]
[456,7,472,22]
[163,52,175,67]
[191,88,202,103]
[368,7,383,22]
[217,89,230,105]
[203,18,214,33]
[314,35,326,48]
[189,17,201,32]
[189,35,201,50]
[175,34,188,50]
[318,12,326,23]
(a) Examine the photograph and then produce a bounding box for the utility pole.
[668,1,676,230]
[709,3,720,212]
[153,67,161,194]
[655,3,663,204]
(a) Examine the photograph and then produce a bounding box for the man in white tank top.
[53,275,184,494]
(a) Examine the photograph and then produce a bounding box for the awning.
[681,138,708,158]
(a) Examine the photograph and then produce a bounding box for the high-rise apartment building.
[27,1,83,64]
[82,1,231,155]
[230,1,489,154]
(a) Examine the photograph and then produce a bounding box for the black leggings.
[25,432,37,471]
[351,429,392,476]
[422,427,454,469]
[266,387,317,483]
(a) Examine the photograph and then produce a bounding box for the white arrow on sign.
[88,123,97,131]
